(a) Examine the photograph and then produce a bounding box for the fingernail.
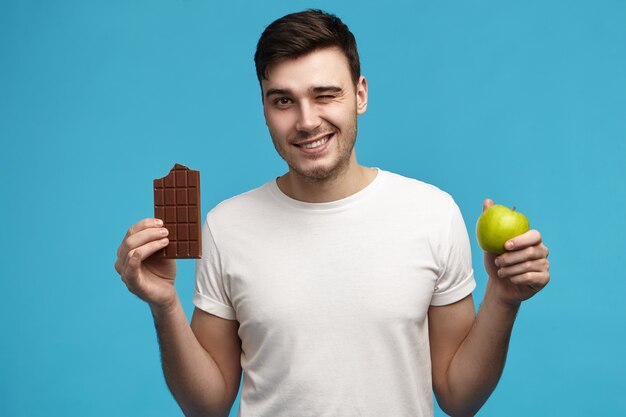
[156,219,163,226]
[505,241,514,250]
[494,258,501,267]
[160,228,168,235]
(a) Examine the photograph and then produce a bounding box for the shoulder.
[380,169,457,210]
[204,179,277,229]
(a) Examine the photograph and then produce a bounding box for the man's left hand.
[482,199,550,307]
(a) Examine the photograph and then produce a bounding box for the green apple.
[476,204,530,254]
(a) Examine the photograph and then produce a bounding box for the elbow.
[182,404,232,417]
[434,385,484,417]
[439,404,479,417]
[437,399,480,417]
[176,389,238,417]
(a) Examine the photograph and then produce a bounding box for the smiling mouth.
[294,134,333,149]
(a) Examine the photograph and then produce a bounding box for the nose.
[295,101,321,132]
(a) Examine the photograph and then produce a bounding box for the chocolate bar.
[153,163,202,258]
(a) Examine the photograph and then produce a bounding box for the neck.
[276,154,377,203]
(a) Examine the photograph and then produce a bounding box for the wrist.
[149,294,181,319]
[485,277,522,312]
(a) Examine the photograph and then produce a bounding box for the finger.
[124,227,169,254]
[126,238,169,266]
[114,257,123,275]
[122,238,170,282]
[497,258,549,279]
[122,218,165,243]
[118,218,165,258]
[496,243,549,267]
[503,229,543,252]
[121,248,144,289]
[482,198,494,213]
[509,270,550,289]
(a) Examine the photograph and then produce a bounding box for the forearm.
[442,280,520,416]
[151,297,231,417]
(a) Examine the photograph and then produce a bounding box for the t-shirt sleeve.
[193,217,237,320]
[430,201,476,306]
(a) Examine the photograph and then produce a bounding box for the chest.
[223,213,440,339]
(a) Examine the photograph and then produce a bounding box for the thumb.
[482,198,494,212]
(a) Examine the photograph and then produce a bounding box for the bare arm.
[429,199,550,416]
[429,289,518,416]
[115,218,241,417]
[153,302,242,417]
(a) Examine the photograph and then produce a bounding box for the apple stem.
[512,206,517,211]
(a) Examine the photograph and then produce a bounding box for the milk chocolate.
[154,163,201,258]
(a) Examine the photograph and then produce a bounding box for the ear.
[260,82,270,125]
[356,75,368,115]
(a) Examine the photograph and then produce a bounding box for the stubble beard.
[271,118,358,184]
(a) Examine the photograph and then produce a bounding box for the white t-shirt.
[193,169,476,417]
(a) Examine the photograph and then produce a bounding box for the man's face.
[261,47,368,182]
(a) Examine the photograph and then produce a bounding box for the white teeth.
[301,136,329,149]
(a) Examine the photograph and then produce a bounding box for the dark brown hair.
[254,9,361,86]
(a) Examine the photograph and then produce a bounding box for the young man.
[114,10,550,417]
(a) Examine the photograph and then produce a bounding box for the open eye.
[274,97,292,106]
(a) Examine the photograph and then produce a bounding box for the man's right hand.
[114,218,177,311]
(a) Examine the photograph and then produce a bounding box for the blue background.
[1,1,625,416]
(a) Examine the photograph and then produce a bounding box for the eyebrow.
[311,86,343,94]
[264,88,291,99]
[264,85,344,99]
